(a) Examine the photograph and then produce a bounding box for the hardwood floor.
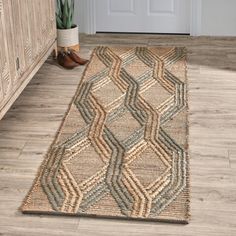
[0,34,236,236]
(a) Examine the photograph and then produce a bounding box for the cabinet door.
[27,0,56,61]
[0,0,12,108]
[18,0,33,70]
[2,0,19,85]
[1,0,56,87]
[7,0,35,81]
[36,0,57,55]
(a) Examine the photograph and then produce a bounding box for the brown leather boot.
[57,51,79,69]
[68,50,89,65]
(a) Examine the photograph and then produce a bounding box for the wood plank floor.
[0,34,236,236]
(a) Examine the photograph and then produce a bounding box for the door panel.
[148,0,174,14]
[109,0,135,14]
[96,0,190,34]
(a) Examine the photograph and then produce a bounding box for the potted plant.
[56,0,79,49]
[56,0,88,69]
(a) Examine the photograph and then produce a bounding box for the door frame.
[190,0,202,36]
[80,0,202,36]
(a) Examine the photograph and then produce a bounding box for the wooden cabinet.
[0,0,57,119]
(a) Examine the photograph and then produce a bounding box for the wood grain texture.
[0,0,56,119]
[0,34,236,235]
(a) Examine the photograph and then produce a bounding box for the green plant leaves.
[56,0,75,29]
[66,0,72,29]
[56,14,64,29]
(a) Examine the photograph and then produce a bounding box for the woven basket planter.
[57,25,79,48]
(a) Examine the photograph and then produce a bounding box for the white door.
[96,0,190,34]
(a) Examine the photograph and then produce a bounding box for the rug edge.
[21,209,190,224]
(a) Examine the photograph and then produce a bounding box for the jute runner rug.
[21,46,190,224]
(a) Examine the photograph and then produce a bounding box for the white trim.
[79,0,202,36]
[190,0,202,36]
[86,0,96,34]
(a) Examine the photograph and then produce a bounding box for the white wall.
[201,0,236,36]
[75,0,236,36]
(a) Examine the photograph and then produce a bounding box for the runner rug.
[21,46,190,224]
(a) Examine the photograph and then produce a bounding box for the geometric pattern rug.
[21,46,190,224]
